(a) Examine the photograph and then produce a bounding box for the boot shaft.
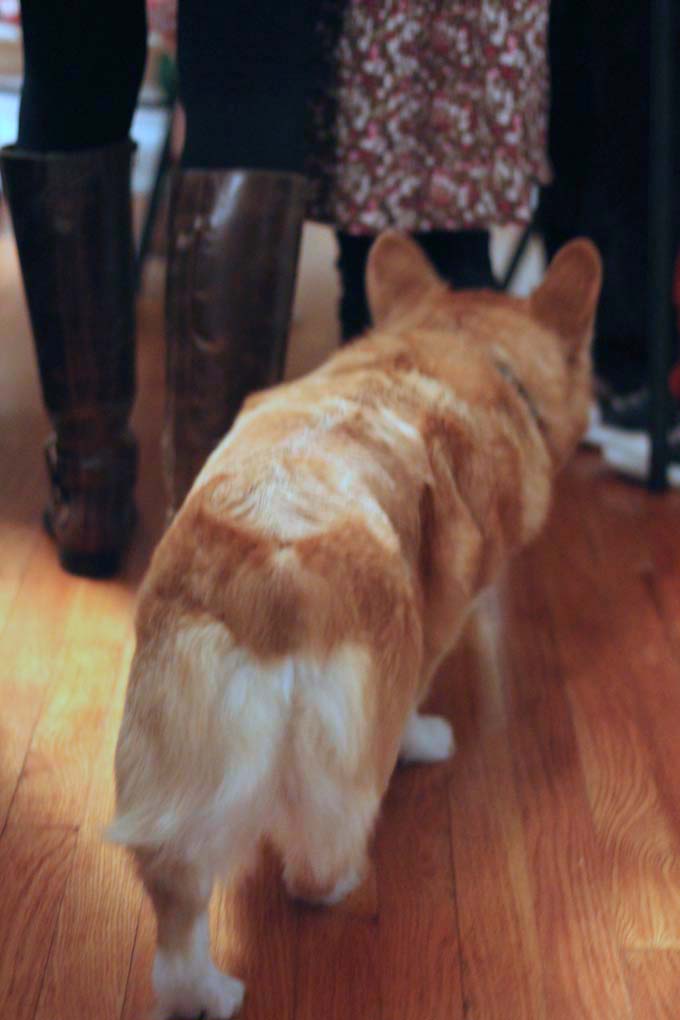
[164,168,308,510]
[1,140,137,449]
[1,140,138,574]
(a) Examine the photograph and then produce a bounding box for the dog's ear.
[530,239,602,352]
[366,230,441,326]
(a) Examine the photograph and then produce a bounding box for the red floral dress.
[307,0,551,234]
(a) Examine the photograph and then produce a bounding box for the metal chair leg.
[135,108,174,292]
[647,0,675,490]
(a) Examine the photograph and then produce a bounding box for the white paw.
[321,867,362,906]
[399,713,455,763]
[284,863,362,907]
[153,959,244,1019]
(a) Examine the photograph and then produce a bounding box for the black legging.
[17,0,319,173]
[336,230,496,341]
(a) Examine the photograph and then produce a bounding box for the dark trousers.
[336,230,495,341]
[17,0,320,172]
[540,0,680,391]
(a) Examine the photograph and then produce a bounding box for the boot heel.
[1,140,138,577]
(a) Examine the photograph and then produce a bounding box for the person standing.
[1,0,318,576]
[307,0,551,339]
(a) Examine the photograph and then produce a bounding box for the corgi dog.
[110,232,602,1019]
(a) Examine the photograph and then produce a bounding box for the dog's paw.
[399,713,455,763]
[153,962,244,1020]
[285,863,362,907]
[320,866,363,906]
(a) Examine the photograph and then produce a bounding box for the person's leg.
[17,0,146,151]
[1,0,146,576]
[178,0,316,173]
[540,0,656,398]
[335,233,374,341]
[164,1,320,514]
[416,231,495,290]
[335,229,495,343]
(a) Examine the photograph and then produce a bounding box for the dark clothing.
[336,230,495,341]
[177,0,319,171]
[18,0,147,152]
[18,0,319,175]
[540,0,680,391]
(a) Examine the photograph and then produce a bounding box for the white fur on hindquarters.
[399,713,455,763]
[152,915,244,1020]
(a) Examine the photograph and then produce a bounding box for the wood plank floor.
[2,224,680,1019]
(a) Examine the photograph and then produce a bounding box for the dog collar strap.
[492,358,547,441]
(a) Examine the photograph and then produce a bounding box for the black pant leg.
[335,233,374,341]
[17,0,147,151]
[416,231,495,290]
[335,229,495,344]
[177,0,321,172]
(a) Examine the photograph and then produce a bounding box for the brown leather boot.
[1,140,137,577]
[164,169,308,515]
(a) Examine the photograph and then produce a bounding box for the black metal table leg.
[647,0,675,490]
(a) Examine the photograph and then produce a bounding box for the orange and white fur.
[110,232,602,1019]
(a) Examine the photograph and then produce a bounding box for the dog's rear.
[110,491,422,1019]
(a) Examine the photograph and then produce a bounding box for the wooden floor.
[2,224,680,1020]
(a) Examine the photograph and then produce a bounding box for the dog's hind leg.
[112,622,295,1018]
[266,644,389,907]
[273,777,380,906]
[268,637,421,906]
[136,850,244,1020]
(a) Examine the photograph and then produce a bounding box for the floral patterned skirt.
[141,0,551,233]
[306,0,551,234]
